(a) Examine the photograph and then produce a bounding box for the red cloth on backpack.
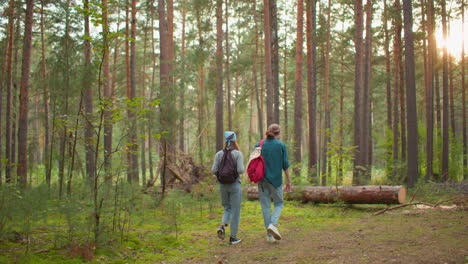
[247,140,265,183]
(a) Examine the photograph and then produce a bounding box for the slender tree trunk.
[448,41,455,137]
[322,0,331,185]
[140,19,149,185]
[128,0,139,183]
[293,0,304,164]
[392,0,402,179]
[441,0,449,181]
[41,0,51,185]
[270,0,280,123]
[420,0,428,116]
[215,0,224,151]
[283,44,288,143]
[225,0,232,131]
[103,0,112,171]
[263,0,274,125]
[461,0,467,180]
[426,0,435,181]
[17,0,35,188]
[253,1,263,139]
[148,0,156,180]
[196,7,204,164]
[362,0,372,180]
[306,0,318,181]
[179,3,186,152]
[4,0,15,183]
[403,0,419,187]
[352,0,364,185]
[383,0,392,136]
[83,0,95,182]
[339,41,345,183]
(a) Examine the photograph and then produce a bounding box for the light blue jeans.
[258,180,284,236]
[219,181,242,238]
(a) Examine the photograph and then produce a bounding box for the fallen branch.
[373,202,434,215]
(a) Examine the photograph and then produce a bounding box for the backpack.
[246,139,265,183]
[216,149,239,184]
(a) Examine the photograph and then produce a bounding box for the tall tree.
[306,0,318,181]
[425,0,435,181]
[441,0,449,180]
[462,0,467,180]
[4,0,15,183]
[17,0,35,188]
[215,0,224,151]
[178,1,187,152]
[225,0,232,131]
[103,0,112,171]
[128,0,139,183]
[270,0,280,123]
[41,0,51,185]
[83,0,95,181]
[392,0,402,178]
[362,0,373,179]
[403,0,418,187]
[322,0,332,185]
[263,0,275,125]
[352,0,364,185]
[293,0,304,163]
[253,0,263,139]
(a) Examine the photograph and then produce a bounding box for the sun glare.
[435,18,468,61]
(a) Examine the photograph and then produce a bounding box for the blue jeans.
[219,181,242,238]
[258,180,284,235]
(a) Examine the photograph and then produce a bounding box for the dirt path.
[188,206,467,264]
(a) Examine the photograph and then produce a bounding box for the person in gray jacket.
[211,131,244,244]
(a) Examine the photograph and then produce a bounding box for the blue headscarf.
[224,131,236,147]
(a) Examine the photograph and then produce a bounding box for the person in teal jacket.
[254,124,291,243]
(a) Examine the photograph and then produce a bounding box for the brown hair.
[225,140,240,151]
[265,124,281,139]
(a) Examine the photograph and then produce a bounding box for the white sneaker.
[267,224,282,240]
[266,236,277,243]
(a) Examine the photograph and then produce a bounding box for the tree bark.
[263,0,274,125]
[128,0,139,183]
[225,0,232,131]
[425,0,435,181]
[306,0,318,181]
[362,0,373,180]
[246,186,406,205]
[441,0,449,181]
[293,0,304,163]
[215,0,224,151]
[41,0,51,185]
[353,0,364,185]
[83,0,95,182]
[4,0,15,183]
[103,0,112,171]
[392,0,402,178]
[270,0,280,123]
[322,0,332,185]
[253,0,263,139]
[179,2,186,153]
[17,0,35,188]
[403,0,419,187]
[462,0,467,180]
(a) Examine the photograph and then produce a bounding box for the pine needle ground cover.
[0,184,466,264]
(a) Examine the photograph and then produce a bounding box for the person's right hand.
[284,183,291,192]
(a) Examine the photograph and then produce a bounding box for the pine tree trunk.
[17,0,35,188]
[215,0,224,151]
[384,0,392,132]
[425,0,435,181]
[403,0,419,187]
[306,0,318,181]
[253,1,263,139]
[263,0,274,125]
[104,0,113,171]
[270,0,280,123]
[322,0,332,185]
[461,0,467,180]
[362,0,372,180]
[294,0,304,164]
[179,3,186,152]
[441,0,449,181]
[283,47,288,143]
[353,0,364,185]
[392,0,402,178]
[4,0,15,183]
[128,0,139,183]
[41,0,51,185]
[225,0,232,131]
[83,0,95,182]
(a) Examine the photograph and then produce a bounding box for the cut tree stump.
[246,185,406,204]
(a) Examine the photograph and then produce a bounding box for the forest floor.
[0,184,467,264]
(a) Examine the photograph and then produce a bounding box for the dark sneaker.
[267,224,282,240]
[217,225,225,240]
[229,236,242,244]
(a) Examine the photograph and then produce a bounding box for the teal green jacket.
[254,138,290,188]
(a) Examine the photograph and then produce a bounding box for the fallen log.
[246,185,406,204]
